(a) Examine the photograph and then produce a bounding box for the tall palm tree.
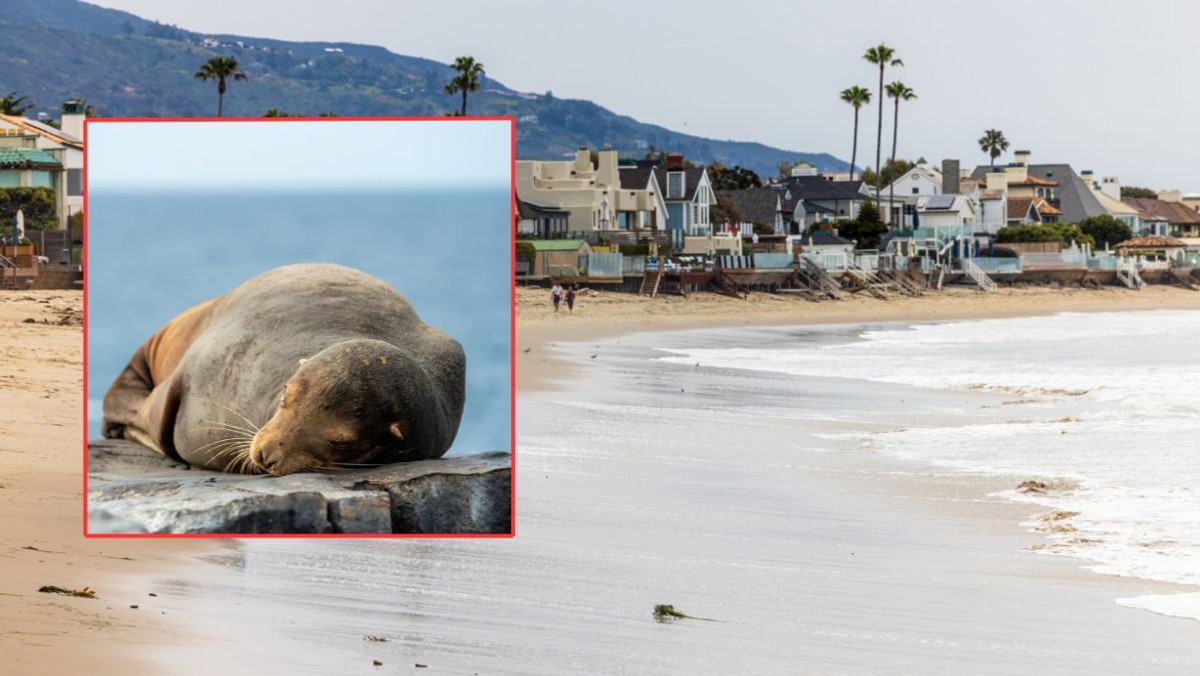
[863,43,903,210]
[194,56,247,117]
[444,56,485,116]
[885,81,917,225]
[839,86,872,181]
[978,129,1010,167]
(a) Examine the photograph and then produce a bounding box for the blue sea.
[86,188,511,455]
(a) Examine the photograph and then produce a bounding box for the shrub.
[0,187,58,230]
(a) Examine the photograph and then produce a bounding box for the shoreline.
[516,284,1200,390]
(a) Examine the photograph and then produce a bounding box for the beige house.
[516,148,667,235]
[0,101,85,227]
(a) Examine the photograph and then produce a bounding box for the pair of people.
[551,283,576,313]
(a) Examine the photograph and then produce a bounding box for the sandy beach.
[10,283,1200,673]
[0,291,214,675]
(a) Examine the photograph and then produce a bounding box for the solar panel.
[924,195,956,210]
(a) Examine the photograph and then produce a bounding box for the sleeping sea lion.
[101,263,465,476]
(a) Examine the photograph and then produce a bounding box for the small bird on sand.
[590,354,598,359]
[523,347,531,353]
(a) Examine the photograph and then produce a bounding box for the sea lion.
[101,263,465,476]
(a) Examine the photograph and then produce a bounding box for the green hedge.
[515,241,536,270]
[0,187,58,231]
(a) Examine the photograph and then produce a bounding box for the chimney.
[1004,161,1028,184]
[1014,149,1031,166]
[666,153,684,170]
[1159,189,1182,203]
[60,99,86,140]
[574,147,591,174]
[1100,176,1121,201]
[986,168,1009,192]
[596,148,619,187]
[941,159,959,194]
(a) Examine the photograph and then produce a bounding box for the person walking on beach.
[551,283,563,312]
[565,285,576,313]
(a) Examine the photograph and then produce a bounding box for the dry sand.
[0,291,212,675]
[516,283,1200,389]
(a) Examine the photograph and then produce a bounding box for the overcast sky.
[88,0,1200,190]
[87,119,510,190]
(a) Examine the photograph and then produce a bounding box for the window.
[667,172,684,199]
[67,168,83,196]
[911,187,919,194]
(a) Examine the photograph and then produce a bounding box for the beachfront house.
[969,150,1107,224]
[516,147,666,236]
[637,156,716,237]
[780,175,872,229]
[515,198,571,239]
[881,163,944,198]
[1122,197,1200,237]
[716,187,785,236]
[0,100,85,229]
[915,194,976,229]
[795,229,855,257]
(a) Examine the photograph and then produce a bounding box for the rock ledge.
[87,438,511,535]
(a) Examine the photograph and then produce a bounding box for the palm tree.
[885,81,917,225]
[443,56,485,116]
[978,129,1010,167]
[0,91,33,116]
[194,56,247,117]
[839,86,872,181]
[863,43,903,210]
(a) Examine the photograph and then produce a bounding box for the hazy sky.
[87,119,511,190]
[88,0,1200,189]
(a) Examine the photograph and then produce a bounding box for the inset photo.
[84,117,514,536]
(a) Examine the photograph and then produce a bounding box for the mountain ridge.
[0,0,847,176]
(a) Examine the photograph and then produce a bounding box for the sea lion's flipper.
[132,371,184,460]
[101,345,155,440]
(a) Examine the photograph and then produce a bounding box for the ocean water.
[86,189,511,455]
[660,310,1200,621]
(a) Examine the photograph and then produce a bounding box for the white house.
[0,100,86,227]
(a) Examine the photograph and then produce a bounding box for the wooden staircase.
[1169,264,1197,290]
[843,260,890,299]
[963,259,997,293]
[1116,260,1145,290]
[639,266,664,297]
[795,257,844,299]
[878,268,923,297]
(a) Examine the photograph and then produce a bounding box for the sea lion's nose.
[256,444,283,475]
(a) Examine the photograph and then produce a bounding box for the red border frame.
[81,115,517,539]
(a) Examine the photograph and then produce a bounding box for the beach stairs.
[711,270,747,299]
[639,266,664,297]
[963,259,998,293]
[794,257,844,300]
[928,265,946,291]
[1169,264,1198,291]
[877,268,923,297]
[843,260,891,299]
[1116,260,1146,290]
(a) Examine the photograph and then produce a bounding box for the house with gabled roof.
[1122,197,1200,237]
[778,175,872,230]
[716,187,784,236]
[621,154,717,237]
[0,100,86,228]
[969,150,1106,224]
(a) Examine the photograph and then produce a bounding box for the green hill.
[0,0,846,176]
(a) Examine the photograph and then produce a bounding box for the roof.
[980,190,1005,200]
[717,188,781,227]
[0,114,83,147]
[0,148,63,169]
[1008,197,1037,220]
[970,163,1106,222]
[516,199,568,220]
[1092,189,1140,216]
[522,239,588,251]
[1116,236,1188,249]
[1121,198,1200,225]
[803,230,854,246]
[1032,196,1062,216]
[779,176,866,202]
[648,166,707,202]
[618,167,656,191]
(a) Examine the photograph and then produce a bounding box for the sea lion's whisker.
[193,437,252,457]
[196,418,259,436]
[214,402,262,433]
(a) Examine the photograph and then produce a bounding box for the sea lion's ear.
[389,422,405,440]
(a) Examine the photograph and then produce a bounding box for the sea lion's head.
[249,339,459,476]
